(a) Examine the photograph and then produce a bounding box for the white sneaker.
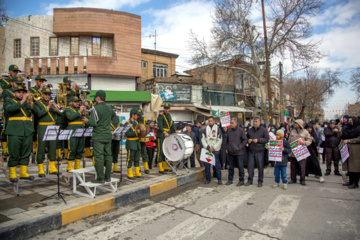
[283,184,288,190]
[319,177,325,183]
[273,183,279,188]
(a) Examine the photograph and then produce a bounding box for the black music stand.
[41,128,73,204]
[114,125,131,183]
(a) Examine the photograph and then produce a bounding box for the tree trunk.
[259,83,269,123]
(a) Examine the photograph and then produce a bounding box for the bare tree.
[284,68,342,121]
[350,67,360,99]
[189,0,324,122]
[0,0,7,26]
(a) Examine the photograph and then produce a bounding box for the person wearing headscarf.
[342,116,360,189]
[288,119,312,186]
[305,123,324,183]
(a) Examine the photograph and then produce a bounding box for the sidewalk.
[0,156,205,240]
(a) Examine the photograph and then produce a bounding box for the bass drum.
[163,133,194,163]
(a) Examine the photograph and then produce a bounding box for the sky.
[5,0,360,120]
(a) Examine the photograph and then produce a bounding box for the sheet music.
[58,130,73,141]
[84,127,93,137]
[121,125,131,134]
[112,127,124,135]
[72,128,85,137]
[42,125,60,141]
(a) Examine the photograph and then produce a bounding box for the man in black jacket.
[246,116,270,187]
[324,120,341,176]
[226,118,247,186]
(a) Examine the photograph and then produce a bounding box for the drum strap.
[163,114,172,130]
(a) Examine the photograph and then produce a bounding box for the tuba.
[56,83,69,111]
[136,123,150,142]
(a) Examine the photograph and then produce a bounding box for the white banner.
[200,148,215,166]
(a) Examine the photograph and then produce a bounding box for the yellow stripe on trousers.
[157,138,161,163]
[68,139,71,159]
[35,134,39,163]
[126,149,131,168]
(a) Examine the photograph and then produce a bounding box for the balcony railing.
[24,56,87,76]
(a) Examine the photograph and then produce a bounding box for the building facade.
[2,8,150,120]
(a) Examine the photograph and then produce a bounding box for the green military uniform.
[84,99,93,158]
[0,77,11,90]
[137,115,150,174]
[32,87,61,177]
[87,91,114,182]
[156,103,176,173]
[1,75,23,157]
[55,76,77,159]
[111,106,121,172]
[124,108,144,179]
[29,75,47,156]
[64,96,85,171]
[5,86,35,182]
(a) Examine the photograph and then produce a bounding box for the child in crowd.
[272,129,292,190]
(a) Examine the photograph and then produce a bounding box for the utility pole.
[279,62,284,124]
[261,0,273,124]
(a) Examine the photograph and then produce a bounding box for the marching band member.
[83,90,114,183]
[55,77,74,160]
[5,86,34,182]
[29,75,47,157]
[125,108,143,179]
[1,66,21,157]
[136,110,150,174]
[83,98,93,158]
[156,103,176,174]
[32,87,61,177]
[111,106,121,173]
[64,96,87,171]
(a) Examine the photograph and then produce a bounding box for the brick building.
[3,8,151,122]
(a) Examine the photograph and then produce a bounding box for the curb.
[0,169,205,239]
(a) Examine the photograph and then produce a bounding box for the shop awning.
[193,103,253,113]
[86,90,151,102]
[186,107,211,117]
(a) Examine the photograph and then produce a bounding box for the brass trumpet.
[53,103,65,113]
[27,93,41,101]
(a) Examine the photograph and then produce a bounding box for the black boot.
[348,183,359,189]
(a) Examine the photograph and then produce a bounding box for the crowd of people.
[148,115,359,190]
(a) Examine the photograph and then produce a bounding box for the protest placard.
[339,140,350,163]
[200,148,215,166]
[320,127,325,141]
[269,132,276,140]
[290,139,311,162]
[269,140,283,162]
[220,112,230,127]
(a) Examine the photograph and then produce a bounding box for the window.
[49,37,58,56]
[141,61,148,69]
[92,37,101,56]
[203,91,235,106]
[122,105,139,112]
[70,37,79,55]
[153,63,168,77]
[14,39,21,58]
[30,37,39,56]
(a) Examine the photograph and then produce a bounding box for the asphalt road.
[30,164,360,240]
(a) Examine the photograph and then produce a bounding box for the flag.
[200,148,215,166]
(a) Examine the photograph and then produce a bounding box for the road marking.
[239,194,301,240]
[67,187,214,240]
[157,191,255,240]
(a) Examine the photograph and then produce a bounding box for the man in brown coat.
[288,119,313,185]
